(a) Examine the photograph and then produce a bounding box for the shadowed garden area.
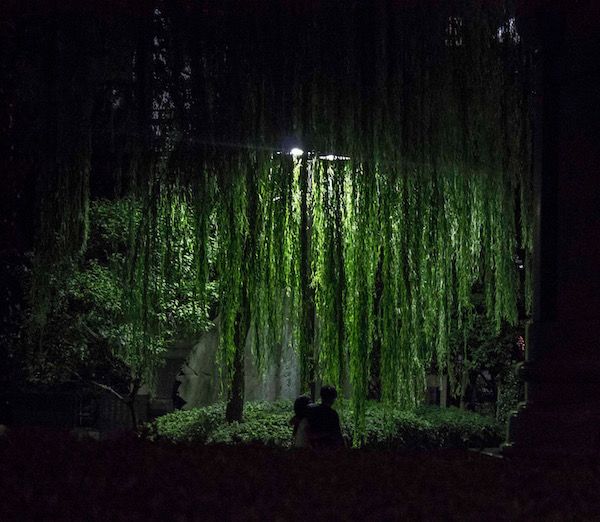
[2,429,600,520]
[5,0,600,518]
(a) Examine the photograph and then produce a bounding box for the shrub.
[148,400,503,449]
[337,402,502,449]
[207,400,292,447]
[415,405,503,449]
[147,403,225,443]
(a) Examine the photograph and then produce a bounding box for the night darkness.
[1,1,600,519]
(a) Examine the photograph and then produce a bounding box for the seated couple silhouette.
[290,385,345,449]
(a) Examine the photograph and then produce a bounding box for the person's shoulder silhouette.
[307,385,344,448]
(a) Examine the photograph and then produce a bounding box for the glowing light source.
[318,154,351,161]
[290,148,304,157]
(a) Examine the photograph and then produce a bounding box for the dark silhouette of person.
[289,394,312,447]
[307,385,344,449]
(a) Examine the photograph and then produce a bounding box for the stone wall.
[173,316,301,410]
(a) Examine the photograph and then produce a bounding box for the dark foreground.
[1,428,599,521]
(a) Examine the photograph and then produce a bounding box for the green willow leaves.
[28,1,531,435]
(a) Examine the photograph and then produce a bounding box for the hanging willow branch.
[28,1,532,436]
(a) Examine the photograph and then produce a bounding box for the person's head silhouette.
[294,394,312,418]
[320,385,337,407]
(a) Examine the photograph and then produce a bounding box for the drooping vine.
[25,1,533,434]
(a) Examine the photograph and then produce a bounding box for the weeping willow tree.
[26,1,532,432]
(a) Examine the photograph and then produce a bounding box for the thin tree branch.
[71,370,126,402]
[88,380,126,403]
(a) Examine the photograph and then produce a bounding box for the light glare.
[318,154,351,161]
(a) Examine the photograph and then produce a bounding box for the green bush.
[148,403,226,444]
[147,400,503,449]
[337,402,502,450]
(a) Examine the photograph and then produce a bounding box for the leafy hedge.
[147,401,503,449]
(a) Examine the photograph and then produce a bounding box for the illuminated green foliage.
[27,2,531,434]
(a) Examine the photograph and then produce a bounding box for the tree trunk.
[225,301,247,423]
[333,173,347,393]
[225,162,256,423]
[126,378,141,430]
[299,160,316,399]
[460,369,478,411]
[369,247,385,400]
[126,399,138,430]
[459,365,470,410]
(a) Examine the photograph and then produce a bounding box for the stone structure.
[506,1,600,455]
[160,317,301,411]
